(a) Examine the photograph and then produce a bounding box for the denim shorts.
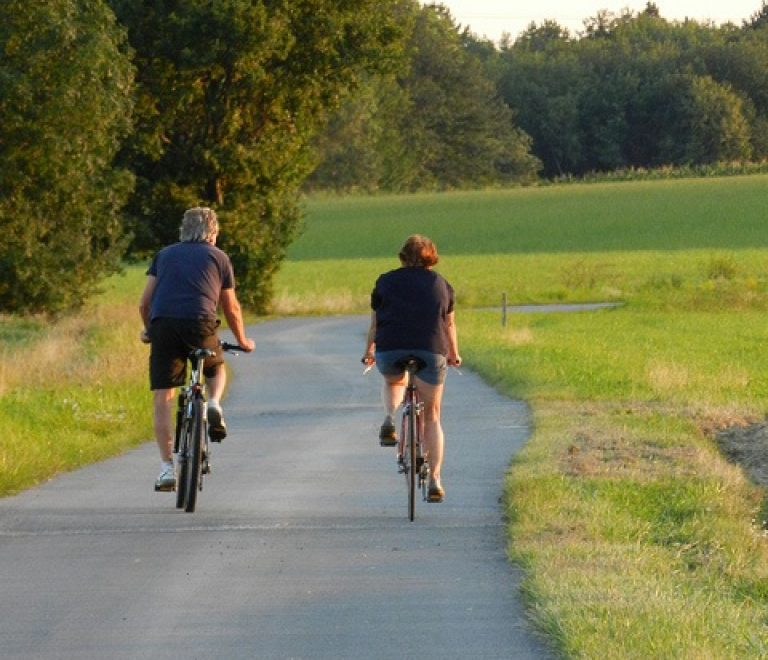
[374,349,447,386]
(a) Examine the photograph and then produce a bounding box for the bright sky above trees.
[431,0,763,41]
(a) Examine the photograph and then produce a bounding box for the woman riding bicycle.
[362,235,461,502]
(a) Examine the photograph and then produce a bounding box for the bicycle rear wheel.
[183,397,205,513]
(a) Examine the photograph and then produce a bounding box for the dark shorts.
[148,318,223,390]
[374,349,447,386]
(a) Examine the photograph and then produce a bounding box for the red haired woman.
[363,235,461,503]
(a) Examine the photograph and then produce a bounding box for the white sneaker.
[154,464,176,492]
[207,400,227,441]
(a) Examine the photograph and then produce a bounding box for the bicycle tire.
[407,393,417,521]
[399,402,408,463]
[175,409,191,510]
[416,398,428,501]
[184,397,205,513]
[399,400,411,520]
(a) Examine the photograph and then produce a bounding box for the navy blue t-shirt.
[146,241,235,321]
[371,267,455,355]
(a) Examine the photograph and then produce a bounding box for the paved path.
[0,316,553,660]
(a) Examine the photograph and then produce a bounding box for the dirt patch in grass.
[561,431,704,480]
[716,422,768,488]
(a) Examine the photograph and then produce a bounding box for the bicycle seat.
[188,347,216,366]
[394,355,428,372]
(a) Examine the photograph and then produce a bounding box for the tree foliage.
[496,5,767,177]
[304,3,540,192]
[0,0,134,315]
[109,0,410,312]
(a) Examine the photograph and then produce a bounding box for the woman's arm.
[363,311,377,364]
[446,311,461,366]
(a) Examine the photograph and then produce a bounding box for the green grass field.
[278,176,768,315]
[3,175,768,658]
[289,177,768,260]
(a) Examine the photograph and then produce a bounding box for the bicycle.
[364,354,459,520]
[173,341,244,513]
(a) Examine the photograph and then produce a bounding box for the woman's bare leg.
[382,375,406,419]
[415,379,445,486]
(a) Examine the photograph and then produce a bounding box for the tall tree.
[704,24,768,160]
[405,5,539,188]
[306,3,539,192]
[499,23,586,176]
[681,75,753,163]
[0,0,134,315]
[110,0,409,312]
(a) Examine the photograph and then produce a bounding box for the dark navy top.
[146,242,235,321]
[371,267,455,355]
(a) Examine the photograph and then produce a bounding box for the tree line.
[2,0,767,316]
[309,1,768,186]
[494,2,768,178]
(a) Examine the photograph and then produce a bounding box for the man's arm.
[138,276,157,343]
[219,288,255,352]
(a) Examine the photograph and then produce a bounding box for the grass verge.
[0,294,151,495]
[463,308,768,657]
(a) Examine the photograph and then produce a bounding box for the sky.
[429,0,764,42]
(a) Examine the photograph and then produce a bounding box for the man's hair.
[398,234,439,268]
[180,207,219,242]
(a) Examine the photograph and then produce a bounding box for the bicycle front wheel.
[407,396,418,522]
[183,397,205,513]
[176,412,191,510]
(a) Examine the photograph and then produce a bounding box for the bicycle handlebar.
[220,341,248,353]
[361,359,462,376]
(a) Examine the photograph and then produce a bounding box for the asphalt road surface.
[0,316,554,660]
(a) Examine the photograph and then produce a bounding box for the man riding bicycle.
[139,207,255,492]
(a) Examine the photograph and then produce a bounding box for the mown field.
[3,174,768,658]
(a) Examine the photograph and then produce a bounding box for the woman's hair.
[180,207,219,242]
[398,234,439,268]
